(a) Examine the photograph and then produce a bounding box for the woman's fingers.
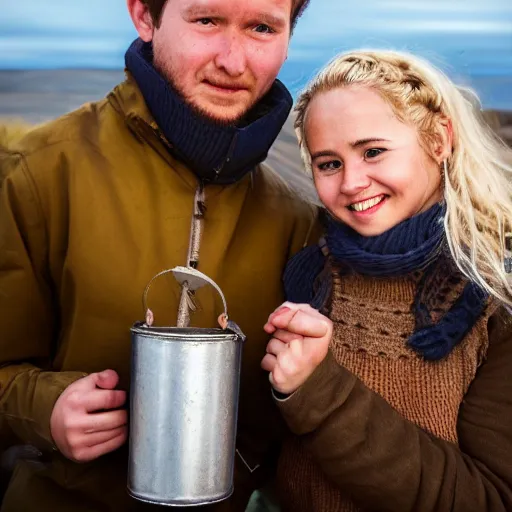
[262,303,333,395]
[269,330,304,345]
[266,338,287,357]
[261,353,277,372]
[272,308,330,338]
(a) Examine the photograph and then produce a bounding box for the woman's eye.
[254,24,274,34]
[197,18,214,26]
[318,160,342,172]
[364,148,385,159]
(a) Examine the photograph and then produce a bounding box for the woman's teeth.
[349,195,385,212]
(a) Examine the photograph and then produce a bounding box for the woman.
[261,50,512,511]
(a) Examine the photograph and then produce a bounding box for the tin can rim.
[130,323,242,342]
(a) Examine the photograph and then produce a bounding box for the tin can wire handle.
[142,266,229,328]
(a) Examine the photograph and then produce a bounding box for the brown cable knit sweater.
[275,265,512,512]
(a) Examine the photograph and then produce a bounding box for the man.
[0,0,315,510]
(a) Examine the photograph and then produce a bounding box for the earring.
[504,233,512,274]
[440,159,448,186]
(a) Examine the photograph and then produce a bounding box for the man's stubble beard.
[153,53,259,128]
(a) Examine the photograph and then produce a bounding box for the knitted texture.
[277,268,495,512]
[283,204,445,304]
[325,202,445,277]
[408,257,489,360]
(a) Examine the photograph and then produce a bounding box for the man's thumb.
[93,369,119,390]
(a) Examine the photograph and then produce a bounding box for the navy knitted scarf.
[125,39,292,185]
[284,203,489,361]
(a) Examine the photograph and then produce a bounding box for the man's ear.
[433,116,453,164]
[127,0,155,42]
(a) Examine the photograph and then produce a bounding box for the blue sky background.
[1,0,511,108]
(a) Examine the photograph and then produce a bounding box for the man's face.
[149,0,292,124]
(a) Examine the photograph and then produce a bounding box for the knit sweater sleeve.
[275,309,512,511]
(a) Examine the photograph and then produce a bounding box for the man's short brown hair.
[142,0,311,30]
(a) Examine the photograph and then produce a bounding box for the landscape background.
[1,0,511,198]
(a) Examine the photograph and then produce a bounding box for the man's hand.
[261,302,333,395]
[50,370,128,463]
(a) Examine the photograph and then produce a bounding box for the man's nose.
[214,33,247,77]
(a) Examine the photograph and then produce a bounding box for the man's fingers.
[261,353,277,372]
[81,389,127,413]
[74,430,127,463]
[84,425,128,448]
[83,409,128,434]
[94,369,120,390]
[71,370,119,394]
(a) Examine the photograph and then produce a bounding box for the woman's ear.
[127,0,155,42]
[432,116,453,164]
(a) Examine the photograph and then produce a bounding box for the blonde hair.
[295,50,512,306]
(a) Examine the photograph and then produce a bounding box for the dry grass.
[481,111,512,167]
[0,120,35,185]
[0,119,34,150]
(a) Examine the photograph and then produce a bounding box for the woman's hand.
[261,302,333,395]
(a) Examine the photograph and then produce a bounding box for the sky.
[1,0,511,107]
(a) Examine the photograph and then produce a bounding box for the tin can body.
[128,326,243,507]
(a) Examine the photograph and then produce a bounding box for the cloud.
[382,20,512,32]
[292,0,512,43]
[382,0,512,13]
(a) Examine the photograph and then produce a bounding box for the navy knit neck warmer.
[125,39,292,185]
[284,203,489,361]
[325,203,445,277]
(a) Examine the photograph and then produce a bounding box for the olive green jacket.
[0,76,317,511]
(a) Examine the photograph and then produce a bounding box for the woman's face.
[305,86,444,236]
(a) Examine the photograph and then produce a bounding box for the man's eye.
[197,18,214,26]
[364,148,385,159]
[318,160,342,172]
[254,24,274,34]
